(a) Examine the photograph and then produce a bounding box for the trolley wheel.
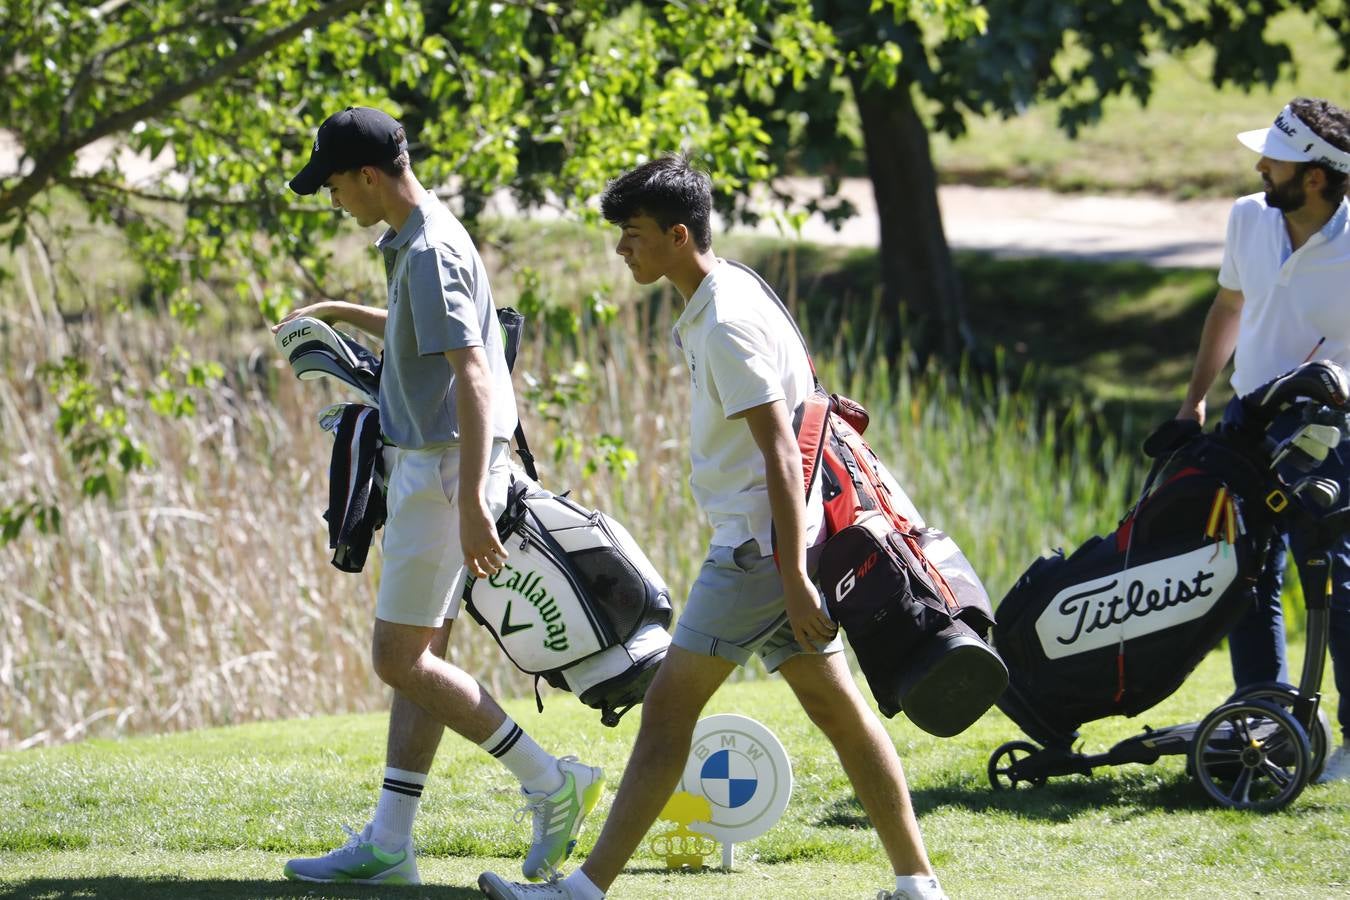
[1189,698,1312,811]
[988,740,1046,791]
[1230,683,1334,783]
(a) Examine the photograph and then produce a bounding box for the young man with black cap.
[478,155,946,900]
[275,106,604,884]
[1178,97,1350,783]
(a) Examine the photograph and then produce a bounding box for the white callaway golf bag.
[463,477,673,726]
[276,311,673,726]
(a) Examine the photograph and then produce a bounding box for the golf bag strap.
[794,390,830,501]
[772,389,830,570]
[729,258,870,438]
[727,259,819,384]
[513,421,539,481]
[726,259,830,505]
[494,306,539,482]
[1114,452,1180,553]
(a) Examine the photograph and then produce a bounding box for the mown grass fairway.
[3,644,1345,900]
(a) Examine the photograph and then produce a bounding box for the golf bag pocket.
[818,513,1008,736]
[550,621,672,724]
[464,477,673,725]
[915,527,996,634]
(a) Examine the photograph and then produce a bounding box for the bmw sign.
[679,714,793,844]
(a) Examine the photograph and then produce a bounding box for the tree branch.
[1,0,373,222]
[61,2,264,141]
[94,0,136,21]
[64,176,320,213]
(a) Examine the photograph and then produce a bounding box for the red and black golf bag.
[733,259,1008,737]
[793,388,1008,736]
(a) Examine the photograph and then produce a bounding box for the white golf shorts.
[376,440,512,628]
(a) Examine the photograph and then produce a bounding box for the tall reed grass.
[0,231,1146,750]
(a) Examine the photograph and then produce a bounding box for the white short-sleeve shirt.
[1219,193,1350,396]
[672,260,824,556]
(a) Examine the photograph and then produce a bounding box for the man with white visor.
[1178,97,1350,782]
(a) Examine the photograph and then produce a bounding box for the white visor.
[1236,104,1350,175]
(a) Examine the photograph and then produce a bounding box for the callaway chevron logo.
[499,601,532,637]
[486,565,569,651]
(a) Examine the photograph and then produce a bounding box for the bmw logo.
[679,714,793,843]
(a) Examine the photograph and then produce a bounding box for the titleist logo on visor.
[1269,106,1350,175]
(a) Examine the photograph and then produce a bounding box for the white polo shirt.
[673,260,824,556]
[1220,193,1350,396]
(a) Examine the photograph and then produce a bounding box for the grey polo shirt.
[375,194,517,449]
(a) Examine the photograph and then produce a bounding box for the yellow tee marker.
[648,791,718,869]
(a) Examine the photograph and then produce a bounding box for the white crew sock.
[370,766,426,851]
[479,717,563,795]
[895,874,945,899]
[562,869,605,899]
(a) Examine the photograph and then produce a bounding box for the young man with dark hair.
[478,155,946,899]
[275,106,603,884]
[1178,97,1350,783]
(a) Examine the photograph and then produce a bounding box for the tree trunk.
[848,70,972,357]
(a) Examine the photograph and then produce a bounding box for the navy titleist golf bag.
[989,360,1350,810]
[994,417,1277,746]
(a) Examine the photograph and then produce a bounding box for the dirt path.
[738,176,1231,269]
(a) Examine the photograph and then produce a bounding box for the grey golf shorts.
[674,539,844,672]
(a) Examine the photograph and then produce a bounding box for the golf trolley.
[987,361,1349,811]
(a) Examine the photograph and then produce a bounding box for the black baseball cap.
[289,106,409,195]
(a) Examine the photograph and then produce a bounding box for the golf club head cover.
[1242,360,1350,426]
[831,394,870,435]
[275,315,381,405]
[275,316,359,367]
[1143,418,1201,458]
